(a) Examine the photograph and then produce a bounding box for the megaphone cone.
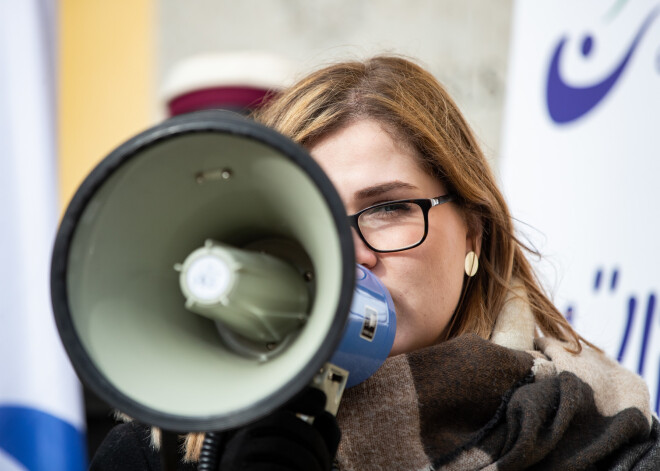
[51,110,360,432]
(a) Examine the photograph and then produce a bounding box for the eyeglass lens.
[357,201,425,251]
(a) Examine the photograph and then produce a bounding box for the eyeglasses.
[347,194,454,253]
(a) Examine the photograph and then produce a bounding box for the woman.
[91,56,659,470]
[254,55,659,470]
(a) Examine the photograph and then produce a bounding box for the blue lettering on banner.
[546,5,660,124]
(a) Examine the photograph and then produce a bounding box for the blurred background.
[1,0,658,468]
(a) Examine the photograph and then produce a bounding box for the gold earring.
[464,251,479,277]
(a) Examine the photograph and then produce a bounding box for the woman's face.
[310,119,477,356]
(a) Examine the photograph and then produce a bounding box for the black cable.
[198,432,223,471]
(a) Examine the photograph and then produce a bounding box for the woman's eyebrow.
[354,181,417,200]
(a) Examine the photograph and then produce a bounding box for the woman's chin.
[388,334,413,357]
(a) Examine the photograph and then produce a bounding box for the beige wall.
[59,1,155,211]
[158,0,514,164]
[59,0,514,210]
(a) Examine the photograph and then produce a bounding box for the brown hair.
[255,55,596,351]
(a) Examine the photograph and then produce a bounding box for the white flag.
[0,1,87,469]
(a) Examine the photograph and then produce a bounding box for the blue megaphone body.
[330,265,396,388]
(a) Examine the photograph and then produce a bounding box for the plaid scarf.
[335,301,660,470]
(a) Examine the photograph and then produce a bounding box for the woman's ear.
[467,232,482,258]
[464,212,483,257]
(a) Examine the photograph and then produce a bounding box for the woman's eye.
[371,202,412,216]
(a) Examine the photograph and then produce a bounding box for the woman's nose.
[353,229,378,269]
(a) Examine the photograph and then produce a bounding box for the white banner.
[501,0,660,412]
[0,1,86,469]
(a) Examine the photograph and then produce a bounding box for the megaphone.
[51,110,395,433]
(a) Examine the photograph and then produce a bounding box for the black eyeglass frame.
[347,194,455,253]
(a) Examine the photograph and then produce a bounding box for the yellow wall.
[59,1,155,211]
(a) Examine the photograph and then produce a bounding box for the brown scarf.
[335,301,659,470]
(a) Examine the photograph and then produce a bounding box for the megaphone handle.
[212,388,341,470]
[310,363,349,416]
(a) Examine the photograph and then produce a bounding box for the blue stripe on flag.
[0,406,86,471]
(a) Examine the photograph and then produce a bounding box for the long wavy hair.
[176,54,596,462]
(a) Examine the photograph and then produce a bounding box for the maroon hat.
[161,51,297,116]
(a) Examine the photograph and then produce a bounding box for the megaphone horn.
[51,110,360,432]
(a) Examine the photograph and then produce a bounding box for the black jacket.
[89,422,196,471]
